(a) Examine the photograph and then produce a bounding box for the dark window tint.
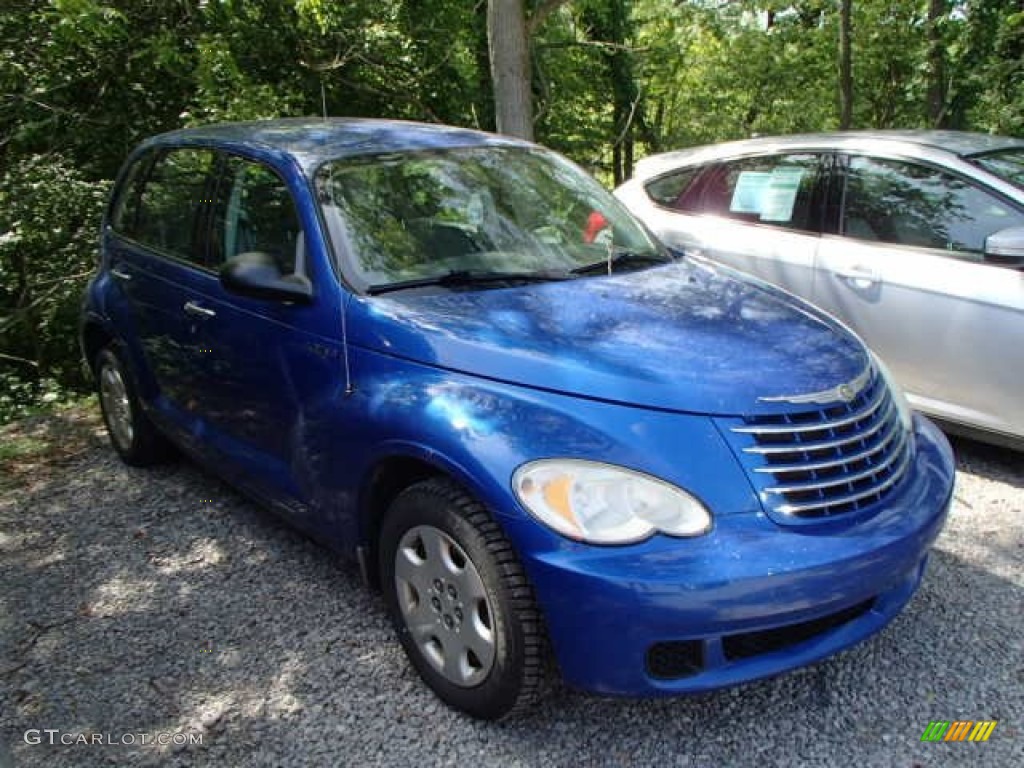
[645,168,700,207]
[842,156,1024,255]
[109,151,153,233]
[970,149,1024,192]
[676,154,822,233]
[210,157,303,273]
[130,149,218,264]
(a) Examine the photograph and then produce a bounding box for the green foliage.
[0,155,109,420]
[0,0,1022,421]
[962,5,1024,133]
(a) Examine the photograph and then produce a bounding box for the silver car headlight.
[871,352,914,432]
[512,459,712,544]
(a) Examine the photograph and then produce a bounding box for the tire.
[95,347,171,466]
[379,477,551,720]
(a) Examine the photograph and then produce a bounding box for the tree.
[581,0,642,183]
[488,0,534,138]
[839,0,852,128]
[487,0,571,139]
[4,0,1024,419]
[925,0,948,126]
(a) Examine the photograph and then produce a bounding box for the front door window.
[840,155,1024,260]
[209,156,305,275]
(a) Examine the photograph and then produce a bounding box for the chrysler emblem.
[759,365,872,405]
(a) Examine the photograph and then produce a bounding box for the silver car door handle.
[183,300,216,318]
[834,265,879,286]
[110,267,132,281]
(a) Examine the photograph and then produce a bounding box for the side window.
[109,151,154,234]
[676,154,823,233]
[841,155,1024,257]
[644,167,700,207]
[210,157,303,274]
[130,149,218,265]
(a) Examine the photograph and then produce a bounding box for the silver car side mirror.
[984,226,1024,269]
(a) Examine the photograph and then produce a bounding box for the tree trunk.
[487,0,533,140]
[474,1,496,131]
[838,0,853,129]
[926,0,947,126]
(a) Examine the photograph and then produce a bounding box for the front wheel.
[379,478,550,720]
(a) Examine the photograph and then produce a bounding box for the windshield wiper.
[570,248,675,276]
[366,269,572,296]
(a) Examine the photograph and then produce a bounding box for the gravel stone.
[1,410,1021,767]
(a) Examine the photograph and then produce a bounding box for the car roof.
[635,130,1024,179]
[140,118,531,174]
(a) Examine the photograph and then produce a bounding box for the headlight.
[871,352,914,432]
[512,460,711,544]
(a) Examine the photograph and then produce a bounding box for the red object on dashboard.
[583,211,609,243]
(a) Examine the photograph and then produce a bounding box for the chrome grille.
[726,370,913,521]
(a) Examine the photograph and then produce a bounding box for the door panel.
[112,243,213,421]
[814,154,1024,438]
[640,153,827,301]
[815,238,1023,436]
[189,288,339,512]
[106,147,220,425]
[669,215,821,301]
[185,154,343,521]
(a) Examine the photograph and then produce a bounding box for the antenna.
[340,292,354,396]
[321,79,328,122]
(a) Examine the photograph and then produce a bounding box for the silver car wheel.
[394,524,496,687]
[99,361,134,451]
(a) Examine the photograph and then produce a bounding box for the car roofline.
[136,117,535,175]
[633,130,1024,180]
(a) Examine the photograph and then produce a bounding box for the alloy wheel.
[394,524,496,687]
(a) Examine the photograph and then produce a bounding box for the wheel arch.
[80,317,115,377]
[356,443,516,590]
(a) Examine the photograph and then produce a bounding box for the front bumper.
[512,415,954,695]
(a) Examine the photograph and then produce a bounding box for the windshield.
[314,146,665,291]
[970,149,1024,191]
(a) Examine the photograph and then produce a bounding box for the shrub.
[0,154,110,421]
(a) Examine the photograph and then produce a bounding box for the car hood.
[347,260,869,415]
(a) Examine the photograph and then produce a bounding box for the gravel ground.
[1,406,1021,768]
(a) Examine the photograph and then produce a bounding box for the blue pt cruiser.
[80,119,955,720]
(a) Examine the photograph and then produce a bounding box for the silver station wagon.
[616,131,1024,449]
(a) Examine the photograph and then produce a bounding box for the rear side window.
[121,148,219,265]
[674,154,823,233]
[644,168,700,207]
[109,151,153,234]
[970,149,1024,191]
[841,155,1024,256]
[209,156,303,274]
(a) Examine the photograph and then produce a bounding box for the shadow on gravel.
[950,434,1023,489]
[2,448,397,767]
[1,433,1021,768]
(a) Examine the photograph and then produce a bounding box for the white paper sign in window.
[730,171,771,214]
[759,167,806,222]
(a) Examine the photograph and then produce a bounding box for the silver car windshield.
[971,149,1024,191]
[314,146,665,291]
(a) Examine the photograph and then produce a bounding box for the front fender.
[321,346,759,557]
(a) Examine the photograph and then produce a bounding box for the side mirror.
[220,251,313,303]
[983,226,1024,269]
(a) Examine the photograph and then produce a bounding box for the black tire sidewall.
[95,347,165,465]
[379,481,533,720]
